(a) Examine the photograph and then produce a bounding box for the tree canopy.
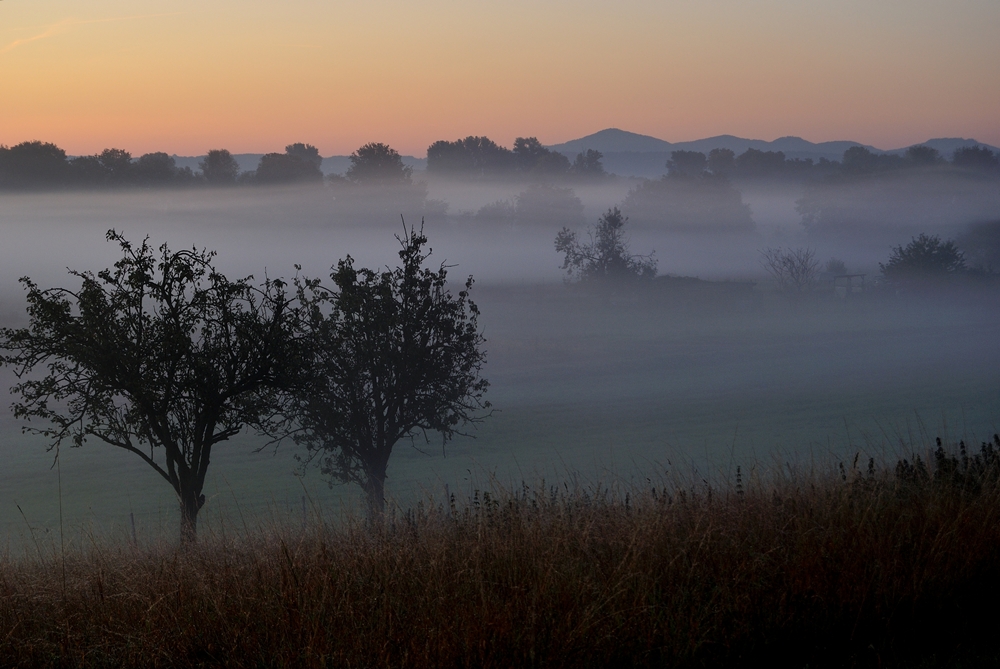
[0,231,297,541]
[880,234,967,289]
[346,142,413,186]
[284,226,489,517]
[253,146,324,185]
[200,149,241,185]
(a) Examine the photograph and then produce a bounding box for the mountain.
[548,128,674,155]
[547,128,999,178]
[882,138,997,157]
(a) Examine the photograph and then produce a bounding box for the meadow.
[2,438,1000,667]
[0,186,997,547]
[0,186,998,665]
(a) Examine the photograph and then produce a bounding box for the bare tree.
[759,247,819,293]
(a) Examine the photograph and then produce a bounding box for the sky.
[1,0,998,157]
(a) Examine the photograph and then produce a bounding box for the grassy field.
[2,437,1000,667]
[1,281,998,548]
[0,190,997,547]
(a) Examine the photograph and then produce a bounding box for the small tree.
[287,225,489,518]
[555,207,656,283]
[0,231,296,541]
[880,234,966,288]
[759,247,819,293]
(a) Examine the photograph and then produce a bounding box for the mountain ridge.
[545,128,998,178]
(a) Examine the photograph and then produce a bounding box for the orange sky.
[2,0,999,156]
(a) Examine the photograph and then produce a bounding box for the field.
[0,188,997,548]
[2,441,1000,667]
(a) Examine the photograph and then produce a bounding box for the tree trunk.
[363,473,386,522]
[180,487,205,543]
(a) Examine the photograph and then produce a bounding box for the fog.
[0,176,997,546]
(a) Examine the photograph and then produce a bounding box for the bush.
[880,233,966,289]
[555,207,656,283]
[759,247,819,293]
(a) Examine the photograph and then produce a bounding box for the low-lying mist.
[0,175,997,546]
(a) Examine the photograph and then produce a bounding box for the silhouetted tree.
[555,207,656,283]
[952,146,999,172]
[287,226,489,518]
[904,145,942,166]
[254,148,324,185]
[199,149,240,186]
[734,148,787,178]
[533,150,571,175]
[513,137,550,172]
[840,146,903,175]
[571,149,606,178]
[67,155,108,187]
[667,151,708,177]
[759,247,819,294]
[98,149,134,185]
[346,143,412,186]
[285,143,324,170]
[134,152,179,186]
[0,141,69,189]
[707,148,736,177]
[880,234,966,289]
[427,136,514,178]
[0,231,297,542]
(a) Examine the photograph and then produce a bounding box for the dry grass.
[2,437,1000,668]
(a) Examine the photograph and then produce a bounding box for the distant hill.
[170,154,426,177]
[549,128,674,154]
[882,138,997,158]
[547,128,999,178]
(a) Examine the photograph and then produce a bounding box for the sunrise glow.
[2,0,999,155]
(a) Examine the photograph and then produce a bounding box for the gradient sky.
[2,0,998,156]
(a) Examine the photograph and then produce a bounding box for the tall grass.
[2,436,1000,668]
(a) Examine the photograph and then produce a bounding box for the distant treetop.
[346,142,412,186]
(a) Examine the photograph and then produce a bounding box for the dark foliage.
[346,142,412,186]
[666,150,707,177]
[952,146,1000,173]
[253,148,324,185]
[707,147,735,176]
[426,136,514,178]
[555,207,656,283]
[285,226,489,517]
[880,233,967,289]
[0,141,69,189]
[0,231,297,541]
[570,149,606,178]
[199,149,241,185]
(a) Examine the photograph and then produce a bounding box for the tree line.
[0,141,414,190]
[426,136,606,180]
[3,135,998,191]
[664,144,1000,181]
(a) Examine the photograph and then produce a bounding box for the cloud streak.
[1,12,185,55]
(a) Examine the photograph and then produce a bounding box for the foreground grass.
[2,438,1000,668]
